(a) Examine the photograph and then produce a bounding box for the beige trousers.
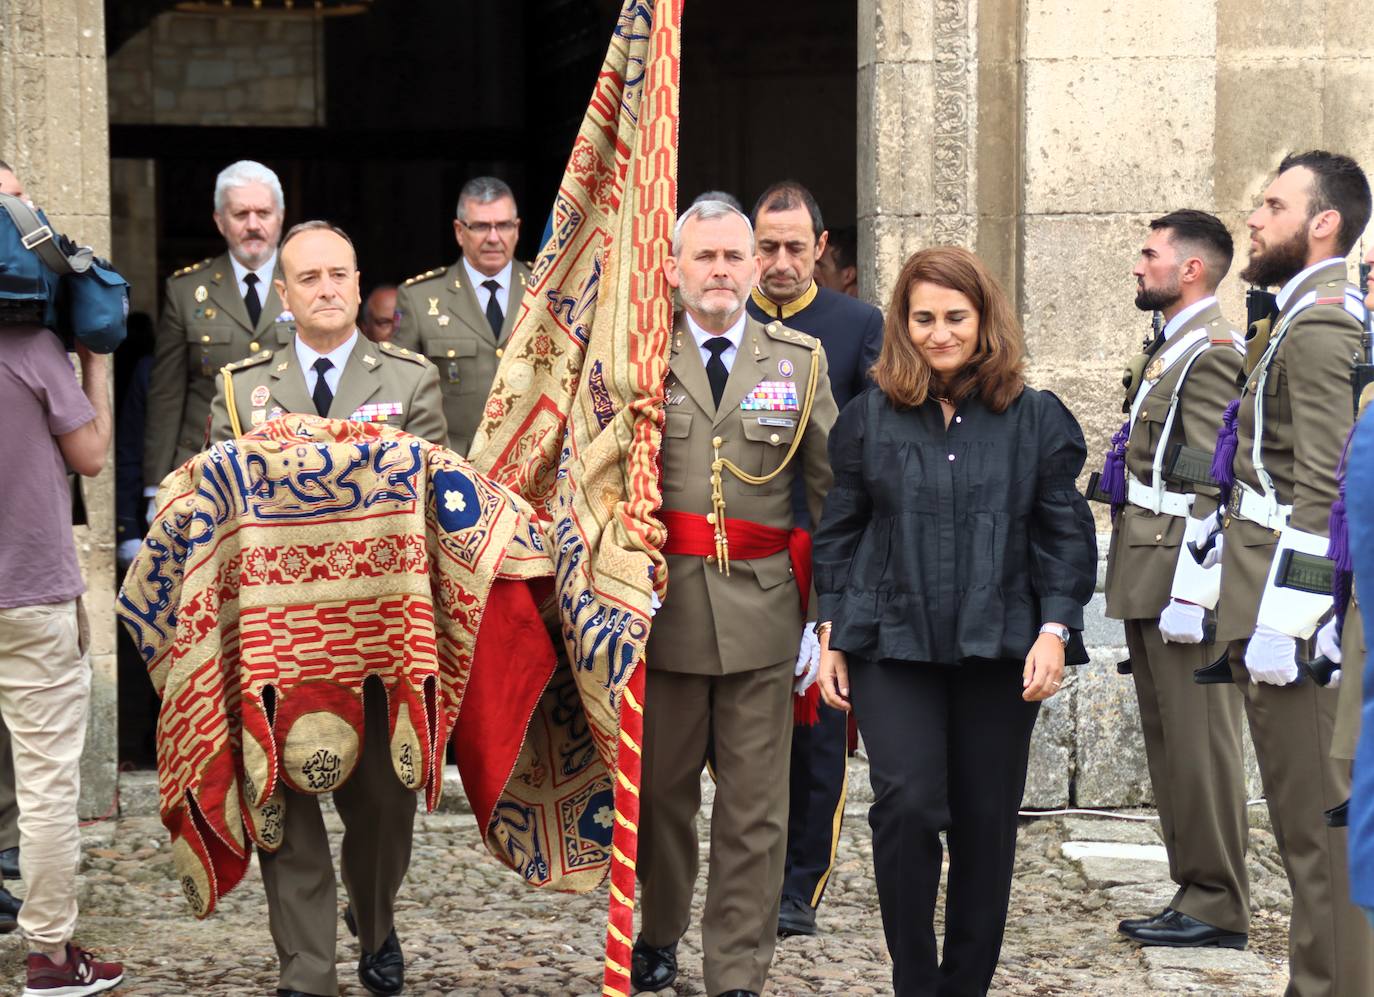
[0,600,90,953]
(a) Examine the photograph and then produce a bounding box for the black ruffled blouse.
[814,386,1097,666]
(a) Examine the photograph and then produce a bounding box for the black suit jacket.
[748,284,883,526]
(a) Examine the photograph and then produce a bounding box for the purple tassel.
[1211,399,1240,494]
[1328,497,1351,574]
[1328,424,1356,626]
[1101,422,1129,510]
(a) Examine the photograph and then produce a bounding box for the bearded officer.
[208,220,446,997]
[745,180,881,939]
[1212,150,1374,995]
[145,160,294,494]
[391,176,531,455]
[632,200,837,997]
[1102,210,1250,948]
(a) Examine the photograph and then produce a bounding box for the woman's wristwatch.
[1038,623,1070,647]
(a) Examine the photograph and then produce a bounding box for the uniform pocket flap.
[740,413,798,445]
[424,338,478,359]
[664,410,692,439]
[1123,512,1184,547]
[186,325,235,344]
[1134,402,1169,425]
[751,551,796,590]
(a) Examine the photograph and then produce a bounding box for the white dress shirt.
[685,310,746,374]
[295,330,359,399]
[1161,295,1217,341]
[230,251,278,312]
[463,258,513,318]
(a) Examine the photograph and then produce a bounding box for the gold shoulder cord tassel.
[707,340,821,575]
[221,368,244,438]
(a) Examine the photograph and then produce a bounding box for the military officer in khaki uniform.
[1103,211,1250,948]
[1213,151,1374,995]
[144,161,295,493]
[208,221,445,997]
[631,200,837,997]
[391,176,531,455]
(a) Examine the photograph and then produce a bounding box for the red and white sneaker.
[21,942,124,995]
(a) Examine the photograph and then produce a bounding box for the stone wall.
[108,12,324,126]
[857,0,1374,806]
[0,0,117,819]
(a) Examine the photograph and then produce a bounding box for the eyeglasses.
[459,220,518,236]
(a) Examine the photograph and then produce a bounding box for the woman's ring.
[1050,681,1061,689]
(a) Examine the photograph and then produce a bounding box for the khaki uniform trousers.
[1125,620,1249,932]
[1227,639,1374,997]
[259,682,416,996]
[1331,594,1365,762]
[639,662,794,997]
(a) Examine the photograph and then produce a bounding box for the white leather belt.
[1227,483,1291,532]
[1126,478,1192,517]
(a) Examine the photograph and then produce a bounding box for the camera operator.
[0,165,124,993]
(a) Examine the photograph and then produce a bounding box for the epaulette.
[171,257,213,279]
[402,266,446,288]
[222,350,273,373]
[379,341,429,365]
[762,320,819,351]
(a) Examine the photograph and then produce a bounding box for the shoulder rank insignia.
[225,350,273,372]
[762,320,818,350]
[402,266,446,287]
[379,342,428,365]
[172,257,213,279]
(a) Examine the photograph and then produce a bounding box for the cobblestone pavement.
[0,758,1293,996]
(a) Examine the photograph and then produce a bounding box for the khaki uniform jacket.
[145,252,294,485]
[206,335,448,448]
[1105,301,1243,620]
[645,313,838,676]
[1216,260,1363,641]
[391,259,532,456]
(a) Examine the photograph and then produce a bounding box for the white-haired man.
[144,160,292,491]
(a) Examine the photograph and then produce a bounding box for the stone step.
[1141,945,1280,993]
[1062,840,1170,888]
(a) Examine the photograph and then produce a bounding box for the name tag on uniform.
[757,416,796,428]
[740,380,798,411]
[350,401,403,422]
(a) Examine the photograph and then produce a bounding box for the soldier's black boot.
[630,936,677,993]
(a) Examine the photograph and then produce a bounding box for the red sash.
[658,509,811,614]
[658,509,820,725]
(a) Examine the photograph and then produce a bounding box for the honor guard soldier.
[1210,151,1374,994]
[632,200,837,997]
[208,221,446,997]
[1101,211,1250,949]
[391,176,531,455]
[144,161,294,499]
[1315,247,1374,827]
[745,181,882,939]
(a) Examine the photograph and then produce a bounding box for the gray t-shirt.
[0,327,94,608]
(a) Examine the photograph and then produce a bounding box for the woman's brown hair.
[871,246,1026,412]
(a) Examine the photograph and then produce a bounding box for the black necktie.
[482,279,503,335]
[312,357,334,417]
[704,337,730,408]
[243,272,262,327]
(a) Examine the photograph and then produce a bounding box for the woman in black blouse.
[814,246,1096,997]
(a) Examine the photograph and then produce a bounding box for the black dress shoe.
[344,904,405,996]
[1117,906,1172,934]
[630,936,677,993]
[1125,910,1246,949]
[0,847,18,880]
[715,991,759,997]
[1325,798,1350,828]
[358,928,405,995]
[777,893,817,937]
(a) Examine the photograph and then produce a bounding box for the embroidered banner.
[467,1,680,991]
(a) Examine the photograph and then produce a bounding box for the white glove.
[1201,532,1224,570]
[1159,599,1206,644]
[146,497,158,527]
[1329,669,1343,690]
[1245,623,1299,686]
[648,589,662,618]
[1315,617,1343,665]
[117,539,142,566]
[794,622,820,696]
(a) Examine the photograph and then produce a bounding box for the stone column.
[0,0,118,819]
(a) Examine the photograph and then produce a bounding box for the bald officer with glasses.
[392,176,532,455]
